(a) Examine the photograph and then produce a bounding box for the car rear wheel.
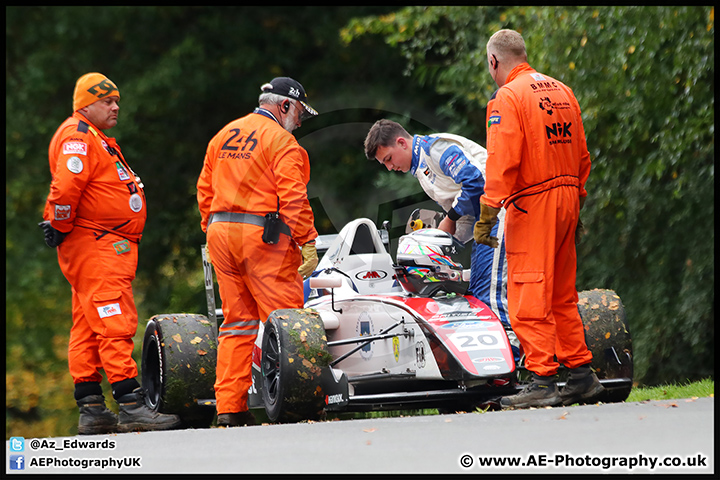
[261,309,330,423]
[141,313,218,428]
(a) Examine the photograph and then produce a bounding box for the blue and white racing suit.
[411,133,510,328]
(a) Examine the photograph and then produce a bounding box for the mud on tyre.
[141,313,218,428]
[261,308,330,423]
[578,289,633,402]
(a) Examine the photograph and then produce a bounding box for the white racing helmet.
[394,229,465,295]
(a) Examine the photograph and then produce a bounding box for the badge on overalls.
[113,239,131,255]
[116,162,131,181]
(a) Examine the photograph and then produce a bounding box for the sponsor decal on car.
[415,341,426,368]
[325,393,344,405]
[356,312,374,360]
[439,320,496,329]
[471,356,505,364]
[355,270,388,281]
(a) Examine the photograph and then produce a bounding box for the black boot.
[560,364,605,405]
[77,395,118,435]
[217,411,256,428]
[116,388,182,433]
[501,373,562,409]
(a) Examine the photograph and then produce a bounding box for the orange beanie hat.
[73,73,120,112]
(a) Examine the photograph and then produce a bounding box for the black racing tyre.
[141,313,217,428]
[261,308,330,423]
[578,289,634,402]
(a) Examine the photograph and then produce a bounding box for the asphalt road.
[6,397,714,474]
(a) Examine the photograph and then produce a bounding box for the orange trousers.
[504,186,592,376]
[207,222,303,414]
[58,229,140,385]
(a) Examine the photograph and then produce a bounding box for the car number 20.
[448,331,505,351]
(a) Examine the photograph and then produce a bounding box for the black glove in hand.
[38,221,67,248]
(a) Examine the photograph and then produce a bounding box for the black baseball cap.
[261,77,318,120]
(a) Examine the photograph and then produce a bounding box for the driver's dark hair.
[364,119,412,160]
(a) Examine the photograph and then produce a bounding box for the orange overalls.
[197,109,317,414]
[44,112,146,385]
[481,63,593,377]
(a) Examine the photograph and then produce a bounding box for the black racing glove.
[38,221,67,248]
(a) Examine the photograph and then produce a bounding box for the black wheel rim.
[263,325,281,405]
[143,334,163,409]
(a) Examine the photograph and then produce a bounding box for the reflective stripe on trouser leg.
[214,323,258,414]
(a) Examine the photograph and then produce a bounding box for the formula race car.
[140,217,633,427]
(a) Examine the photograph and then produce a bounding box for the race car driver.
[475,29,603,408]
[364,119,511,332]
[197,77,319,427]
[41,72,181,433]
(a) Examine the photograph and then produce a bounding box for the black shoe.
[560,365,605,405]
[77,395,118,435]
[116,388,182,433]
[217,411,256,427]
[501,375,562,409]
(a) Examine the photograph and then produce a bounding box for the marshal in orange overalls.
[44,112,147,387]
[197,109,317,415]
[481,63,593,377]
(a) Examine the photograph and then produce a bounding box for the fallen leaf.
[558,411,568,420]
[605,332,611,339]
[363,428,376,433]
[190,336,202,344]
[197,349,207,356]
[199,367,206,374]
[172,334,183,343]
